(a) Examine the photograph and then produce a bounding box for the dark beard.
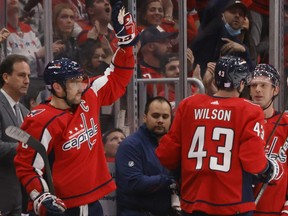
[151,126,167,138]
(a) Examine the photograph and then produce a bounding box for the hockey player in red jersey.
[13,1,139,215]
[156,55,282,216]
[248,64,288,215]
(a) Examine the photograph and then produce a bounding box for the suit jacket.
[0,91,29,214]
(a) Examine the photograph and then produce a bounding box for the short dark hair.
[161,53,179,72]
[102,128,125,144]
[144,96,172,116]
[0,54,29,87]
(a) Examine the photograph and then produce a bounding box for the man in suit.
[0,54,30,215]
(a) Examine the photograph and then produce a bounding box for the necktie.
[14,103,22,126]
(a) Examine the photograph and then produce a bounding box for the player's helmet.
[44,58,84,89]
[248,64,280,87]
[214,55,249,89]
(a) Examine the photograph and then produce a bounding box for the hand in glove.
[257,157,283,183]
[112,1,139,47]
[33,192,66,216]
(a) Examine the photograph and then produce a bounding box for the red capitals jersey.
[14,47,134,209]
[139,63,164,97]
[156,94,268,215]
[254,111,288,215]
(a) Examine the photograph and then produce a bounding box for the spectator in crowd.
[115,96,176,216]
[191,0,254,76]
[6,0,43,77]
[22,0,85,38]
[52,3,80,61]
[102,128,126,161]
[238,12,258,66]
[138,25,177,97]
[20,78,46,110]
[79,35,113,77]
[196,0,229,30]
[0,54,30,215]
[171,0,200,45]
[137,0,176,32]
[13,2,138,214]
[100,128,126,216]
[158,54,180,106]
[19,0,44,42]
[249,0,269,63]
[77,0,118,52]
[158,52,201,111]
[52,0,86,38]
[52,0,87,21]
[137,0,164,28]
[156,55,282,215]
[52,0,88,38]
[6,0,66,77]
[247,64,288,215]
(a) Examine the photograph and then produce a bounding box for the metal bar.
[43,1,53,65]
[127,0,138,133]
[269,0,284,110]
[178,0,188,100]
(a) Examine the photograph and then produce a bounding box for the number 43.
[188,126,233,172]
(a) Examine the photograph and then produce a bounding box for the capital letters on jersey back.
[194,108,231,121]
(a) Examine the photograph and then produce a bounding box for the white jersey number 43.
[188,126,233,172]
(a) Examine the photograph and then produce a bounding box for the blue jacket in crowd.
[115,124,174,216]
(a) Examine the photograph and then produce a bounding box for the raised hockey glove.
[33,192,66,216]
[281,200,288,215]
[112,1,139,47]
[257,157,283,183]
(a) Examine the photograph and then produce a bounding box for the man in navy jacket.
[115,96,175,216]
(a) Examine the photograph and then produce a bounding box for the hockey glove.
[257,157,283,183]
[33,192,66,216]
[281,200,288,215]
[170,183,181,211]
[112,1,139,47]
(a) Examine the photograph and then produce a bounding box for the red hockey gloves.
[33,192,66,216]
[257,157,283,183]
[112,1,139,47]
[281,201,288,215]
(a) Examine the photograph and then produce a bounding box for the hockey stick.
[255,101,288,204]
[5,125,55,195]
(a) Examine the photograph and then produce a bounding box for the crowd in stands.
[0,0,276,110]
[1,0,288,215]
[0,1,280,152]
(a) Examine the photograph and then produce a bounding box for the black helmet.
[248,64,280,87]
[44,58,84,90]
[215,55,249,89]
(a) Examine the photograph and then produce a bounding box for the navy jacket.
[115,124,173,216]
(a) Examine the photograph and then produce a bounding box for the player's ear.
[52,82,63,94]
[239,80,245,93]
[273,86,280,96]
